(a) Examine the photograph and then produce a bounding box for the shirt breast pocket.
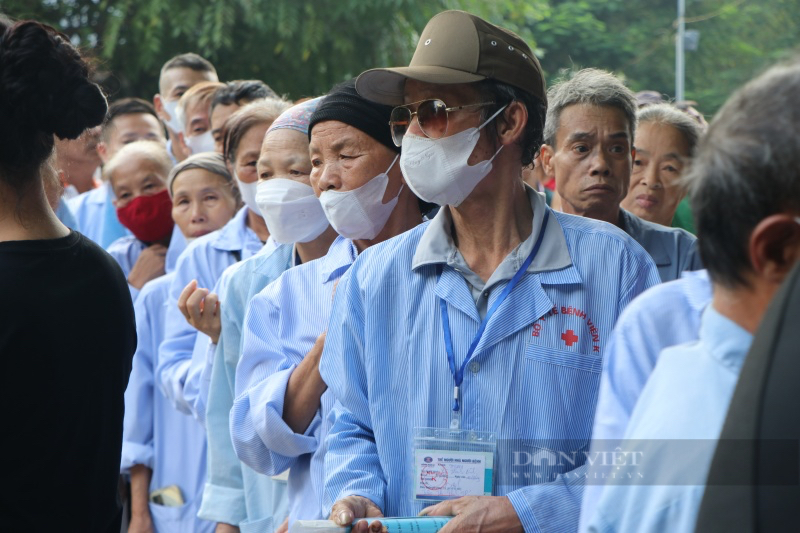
[514,344,602,455]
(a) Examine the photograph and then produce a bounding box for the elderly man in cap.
[540,69,701,282]
[318,10,660,532]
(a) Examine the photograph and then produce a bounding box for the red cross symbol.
[561,330,579,347]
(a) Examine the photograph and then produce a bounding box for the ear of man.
[96,141,110,164]
[496,100,528,147]
[749,214,800,285]
[539,143,556,180]
[153,94,166,119]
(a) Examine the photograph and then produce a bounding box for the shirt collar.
[700,304,754,375]
[211,207,257,252]
[320,236,358,284]
[411,184,573,275]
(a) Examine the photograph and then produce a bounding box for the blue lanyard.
[438,210,550,414]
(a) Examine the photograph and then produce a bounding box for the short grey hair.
[543,68,637,147]
[688,57,800,288]
[167,151,237,204]
[637,103,703,157]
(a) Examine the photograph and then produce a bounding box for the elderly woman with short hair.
[621,103,703,227]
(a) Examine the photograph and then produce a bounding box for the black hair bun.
[0,21,107,141]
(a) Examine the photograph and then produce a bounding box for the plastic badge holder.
[290,517,452,533]
[413,427,496,502]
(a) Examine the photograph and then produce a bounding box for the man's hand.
[420,496,523,533]
[214,523,239,533]
[127,244,167,289]
[178,279,222,343]
[330,495,384,533]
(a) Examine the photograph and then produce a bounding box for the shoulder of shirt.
[219,255,247,282]
[636,339,708,396]
[658,337,706,361]
[354,221,432,269]
[553,210,652,260]
[106,235,140,253]
[616,271,711,328]
[176,227,225,261]
[138,272,174,302]
[626,210,697,242]
[273,247,326,284]
[71,232,132,294]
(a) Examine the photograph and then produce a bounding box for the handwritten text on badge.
[414,450,490,500]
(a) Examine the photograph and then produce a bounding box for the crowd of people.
[2,8,800,533]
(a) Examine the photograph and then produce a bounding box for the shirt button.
[469,361,480,374]
[483,291,489,298]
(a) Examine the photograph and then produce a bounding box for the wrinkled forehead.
[259,128,311,163]
[171,167,229,192]
[110,157,167,194]
[556,103,633,141]
[309,120,375,153]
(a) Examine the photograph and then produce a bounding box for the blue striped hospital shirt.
[185,238,278,427]
[157,207,262,416]
[231,236,357,524]
[199,243,294,529]
[579,270,712,531]
[121,273,213,533]
[319,201,660,532]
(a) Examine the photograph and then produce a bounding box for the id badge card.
[412,427,496,502]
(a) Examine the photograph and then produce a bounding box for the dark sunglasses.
[389,99,495,147]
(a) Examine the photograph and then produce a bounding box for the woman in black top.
[0,15,137,532]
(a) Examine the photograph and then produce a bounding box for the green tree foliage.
[3,0,799,114]
[3,0,449,99]
[488,0,800,114]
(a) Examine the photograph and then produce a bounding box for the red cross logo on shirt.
[561,330,579,347]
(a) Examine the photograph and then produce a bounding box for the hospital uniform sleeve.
[120,292,157,472]
[156,247,213,415]
[318,269,388,515]
[230,289,317,476]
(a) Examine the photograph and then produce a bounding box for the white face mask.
[319,155,402,241]
[185,131,216,154]
[255,178,330,244]
[400,105,507,207]
[234,171,261,217]
[163,99,184,134]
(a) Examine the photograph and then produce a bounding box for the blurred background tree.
[3,0,798,116]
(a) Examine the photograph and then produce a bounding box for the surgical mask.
[255,178,330,244]
[319,155,401,240]
[116,189,174,243]
[163,99,183,134]
[185,131,215,154]
[235,170,261,217]
[400,105,507,207]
